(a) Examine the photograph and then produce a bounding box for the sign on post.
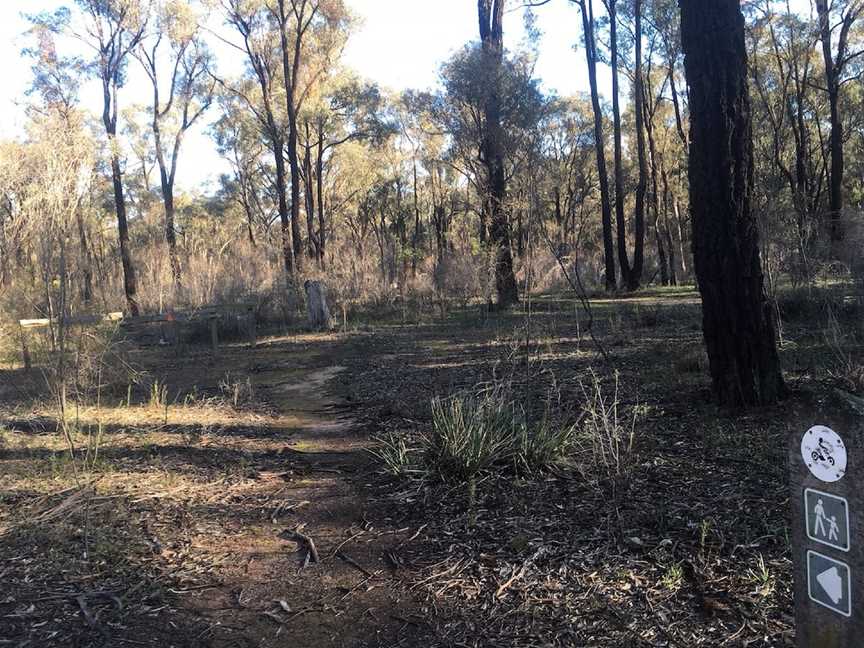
[805,489,850,552]
[791,414,863,646]
[807,550,852,617]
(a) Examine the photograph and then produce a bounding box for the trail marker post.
[791,413,863,645]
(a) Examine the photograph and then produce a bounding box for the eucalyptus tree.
[573,0,616,290]
[477,0,519,307]
[137,0,214,293]
[222,0,296,277]
[814,0,864,249]
[64,0,150,316]
[680,0,784,406]
[299,73,390,267]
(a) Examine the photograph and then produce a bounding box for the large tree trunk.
[680,0,784,407]
[479,0,519,307]
[578,0,616,291]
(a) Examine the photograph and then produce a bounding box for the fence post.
[19,325,31,372]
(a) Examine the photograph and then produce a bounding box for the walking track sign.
[791,406,864,646]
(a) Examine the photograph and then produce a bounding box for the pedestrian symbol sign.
[805,488,850,552]
[807,550,852,617]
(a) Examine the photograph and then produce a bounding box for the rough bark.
[304,280,331,329]
[478,0,519,307]
[680,0,784,406]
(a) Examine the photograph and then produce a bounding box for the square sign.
[807,550,852,617]
[805,488,850,552]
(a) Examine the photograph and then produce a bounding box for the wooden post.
[790,392,863,645]
[209,315,219,354]
[19,326,31,372]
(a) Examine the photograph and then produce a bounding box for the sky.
[0,1,602,192]
[0,1,818,192]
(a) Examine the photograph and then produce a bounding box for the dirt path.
[169,336,428,647]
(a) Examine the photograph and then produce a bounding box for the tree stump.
[304,280,331,330]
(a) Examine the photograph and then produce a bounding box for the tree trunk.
[110,152,139,316]
[316,126,326,268]
[680,0,784,406]
[815,0,844,250]
[607,0,632,288]
[411,158,421,277]
[479,0,519,307]
[629,0,646,290]
[578,0,616,291]
[272,133,295,278]
[303,127,317,259]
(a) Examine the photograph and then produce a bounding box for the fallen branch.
[279,527,320,564]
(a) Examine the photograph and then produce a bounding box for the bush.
[426,385,516,481]
[575,370,640,498]
[370,381,578,484]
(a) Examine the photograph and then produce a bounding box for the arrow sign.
[807,550,852,617]
[817,566,843,604]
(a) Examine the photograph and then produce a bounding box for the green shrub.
[425,386,516,481]
[515,414,577,475]
[369,431,419,477]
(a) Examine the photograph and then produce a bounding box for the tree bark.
[629,0,646,289]
[606,0,632,288]
[815,0,844,249]
[680,0,784,406]
[478,0,519,307]
[578,0,616,291]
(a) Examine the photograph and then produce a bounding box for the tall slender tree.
[137,1,213,294]
[478,0,519,307]
[814,0,863,251]
[223,0,296,279]
[575,0,616,291]
[680,0,784,406]
[76,0,149,316]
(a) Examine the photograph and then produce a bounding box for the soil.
[1,287,860,647]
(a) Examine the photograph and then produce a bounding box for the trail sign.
[805,489,850,552]
[808,550,852,617]
[790,403,864,647]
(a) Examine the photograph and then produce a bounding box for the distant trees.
[814,0,863,250]
[680,0,784,406]
[136,0,213,295]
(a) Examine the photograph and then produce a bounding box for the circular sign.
[801,425,847,483]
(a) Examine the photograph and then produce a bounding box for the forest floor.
[0,284,861,647]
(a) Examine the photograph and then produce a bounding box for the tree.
[478,0,519,307]
[574,0,616,291]
[679,0,784,406]
[137,0,214,295]
[222,0,296,279]
[74,0,149,316]
[814,0,863,250]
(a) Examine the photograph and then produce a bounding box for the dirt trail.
[172,337,427,648]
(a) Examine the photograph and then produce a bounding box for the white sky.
[0,1,817,191]
[0,1,611,191]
